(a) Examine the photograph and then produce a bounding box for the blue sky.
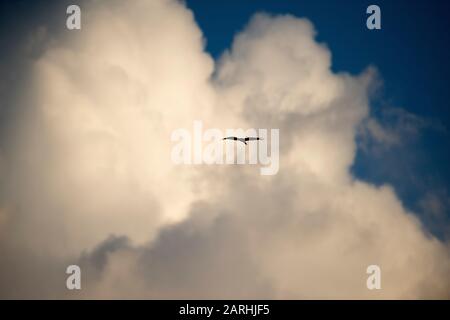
[186,0,450,238]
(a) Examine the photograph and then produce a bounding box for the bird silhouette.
[222,136,263,145]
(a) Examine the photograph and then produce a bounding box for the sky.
[0,0,449,299]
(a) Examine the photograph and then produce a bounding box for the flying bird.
[222,136,263,145]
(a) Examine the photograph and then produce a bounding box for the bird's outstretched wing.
[245,137,263,141]
[223,137,247,144]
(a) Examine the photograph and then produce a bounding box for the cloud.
[418,191,450,240]
[359,106,446,154]
[0,0,448,298]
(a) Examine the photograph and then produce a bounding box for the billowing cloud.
[358,106,446,155]
[0,0,448,299]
